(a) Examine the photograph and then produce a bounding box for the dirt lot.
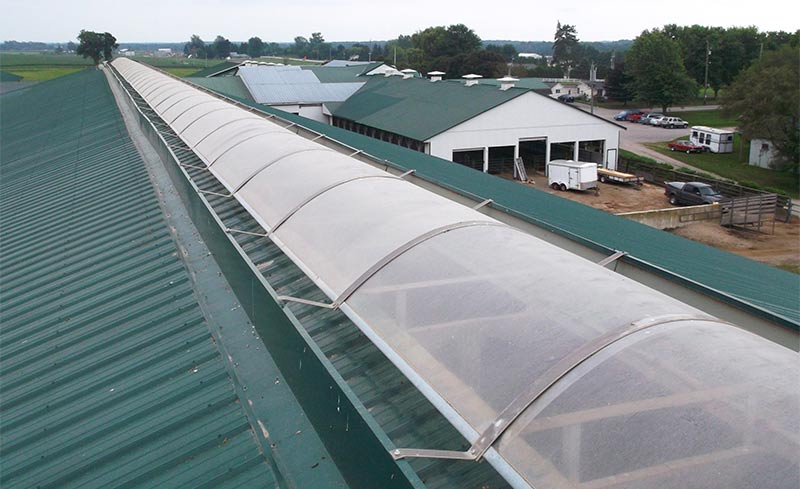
[500,172,800,273]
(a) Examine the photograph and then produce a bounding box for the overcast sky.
[3,0,798,43]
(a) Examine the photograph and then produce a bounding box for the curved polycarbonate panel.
[199,128,290,165]
[149,84,191,108]
[193,118,271,154]
[142,80,183,100]
[161,96,219,124]
[131,74,161,91]
[273,178,497,296]
[140,78,176,98]
[346,225,702,432]
[126,70,155,86]
[181,108,255,147]
[496,321,799,489]
[153,89,201,113]
[210,134,322,191]
[171,101,234,134]
[238,150,387,229]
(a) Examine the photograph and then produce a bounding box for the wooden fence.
[617,157,793,222]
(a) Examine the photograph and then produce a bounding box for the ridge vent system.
[108,58,799,489]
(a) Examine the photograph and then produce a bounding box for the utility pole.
[590,61,596,115]
[703,39,710,105]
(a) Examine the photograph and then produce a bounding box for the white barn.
[331,75,624,174]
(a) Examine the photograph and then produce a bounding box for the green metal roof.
[301,62,383,83]
[0,69,23,82]
[196,88,800,328]
[0,69,344,488]
[331,76,530,141]
[191,60,241,78]
[185,76,253,100]
[460,77,550,90]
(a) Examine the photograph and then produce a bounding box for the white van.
[690,126,734,153]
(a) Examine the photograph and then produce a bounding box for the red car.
[668,140,704,153]
[628,112,646,123]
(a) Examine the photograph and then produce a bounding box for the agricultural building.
[330,75,624,173]
[0,59,797,489]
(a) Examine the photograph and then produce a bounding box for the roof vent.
[428,71,445,82]
[462,73,483,86]
[497,76,519,91]
[401,68,417,79]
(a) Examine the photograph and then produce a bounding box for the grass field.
[0,52,93,81]
[669,109,740,128]
[646,136,799,197]
[159,67,204,77]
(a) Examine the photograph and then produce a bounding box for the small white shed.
[748,138,779,169]
[690,126,734,153]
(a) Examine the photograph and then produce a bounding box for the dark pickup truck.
[665,182,724,205]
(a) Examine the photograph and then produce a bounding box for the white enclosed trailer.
[690,126,734,153]
[547,159,598,191]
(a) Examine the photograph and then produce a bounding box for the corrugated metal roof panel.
[331,76,529,141]
[185,76,253,100]
[237,65,364,104]
[0,69,277,488]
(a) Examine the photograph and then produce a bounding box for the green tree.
[723,45,799,171]
[553,22,579,76]
[309,32,326,59]
[212,35,232,58]
[625,29,697,113]
[183,34,207,58]
[76,30,118,65]
[485,43,518,62]
[292,36,309,57]
[411,24,481,69]
[247,37,264,58]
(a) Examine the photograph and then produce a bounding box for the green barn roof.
[0,70,23,82]
[301,62,384,82]
[185,75,253,100]
[0,69,346,488]
[190,60,241,77]
[331,76,530,141]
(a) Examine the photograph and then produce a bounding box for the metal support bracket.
[597,250,627,268]
[198,189,233,198]
[179,163,209,171]
[472,199,493,210]
[225,228,269,238]
[399,169,416,178]
[276,295,336,309]
[391,448,476,461]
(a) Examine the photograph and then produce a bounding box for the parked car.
[628,112,646,123]
[656,117,689,129]
[667,140,705,153]
[557,94,575,103]
[613,109,645,121]
[664,181,723,205]
[640,113,664,125]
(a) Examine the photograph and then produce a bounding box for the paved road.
[577,103,729,176]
